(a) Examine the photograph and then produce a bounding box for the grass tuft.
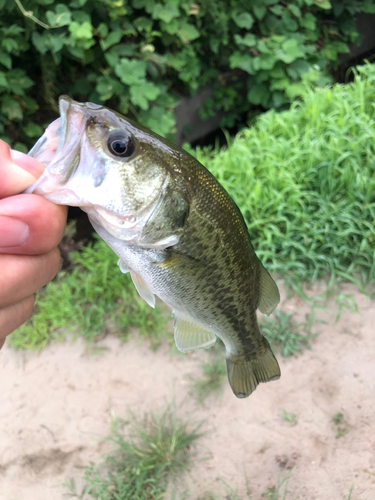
[65,405,203,499]
[191,341,227,403]
[260,310,315,357]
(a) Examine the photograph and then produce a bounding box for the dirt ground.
[1,283,374,500]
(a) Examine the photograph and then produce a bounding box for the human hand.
[0,140,67,349]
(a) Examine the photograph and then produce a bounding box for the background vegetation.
[10,63,375,350]
[1,0,375,149]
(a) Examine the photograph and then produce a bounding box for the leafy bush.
[1,0,375,150]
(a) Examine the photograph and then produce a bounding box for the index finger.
[0,140,45,198]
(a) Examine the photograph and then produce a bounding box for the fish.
[27,96,281,398]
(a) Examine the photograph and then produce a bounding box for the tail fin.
[226,338,280,398]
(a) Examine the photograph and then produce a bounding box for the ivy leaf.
[0,51,11,69]
[0,70,7,89]
[1,99,23,120]
[152,4,179,23]
[313,0,331,10]
[232,12,254,30]
[177,23,200,43]
[253,5,266,20]
[23,123,43,138]
[275,39,305,64]
[32,32,48,55]
[46,4,71,27]
[2,38,18,53]
[115,58,147,86]
[234,34,257,47]
[100,30,123,51]
[69,21,93,40]
[247,83,270,107]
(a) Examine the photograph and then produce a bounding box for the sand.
[1,283,374,499]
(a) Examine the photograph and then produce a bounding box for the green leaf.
[288,4,301,18]
[23,123,43,138]
[1,99,23,120]
[69,21,93,40]
[130,82,160,110]
[115,58,147,86]
[152,4,179,23]
[286,59,311,80]
[300,13,316,31]
[232,11,254,30]
[0,71,8,89]
[32,32,48,55]
[100,30,123,51]
[275,39,305,64]
[313,0,331,9]
[253,5,266,20]
[229,52,254,74]
[234,34,257,47]
[0,52,11,69]
[2,38,18,53]
[177,23,200,43]
[247,83,270,107]
[46,4,71,27]
[259,53,276,70]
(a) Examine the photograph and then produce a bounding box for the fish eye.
[107,130,135,158]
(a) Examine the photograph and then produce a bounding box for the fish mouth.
[26,96,86,195]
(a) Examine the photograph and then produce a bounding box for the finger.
[0,295,35,341]
[0,194,67,255]
[0,248,61,308]
[0,141,44,198]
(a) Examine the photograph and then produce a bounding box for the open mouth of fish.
[26,97,163,242]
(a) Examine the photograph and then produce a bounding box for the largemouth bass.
[27,96,281,398]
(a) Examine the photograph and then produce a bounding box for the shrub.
[1,0,375,150]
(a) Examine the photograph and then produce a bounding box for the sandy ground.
[1,283,374,500]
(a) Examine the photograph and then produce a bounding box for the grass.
[64,405,203,500]
[191,341,227,403]
[281,409,298,427]
[260,310,315,357]
[260,471,292,500]
[194,63,375,296]
[11,234,168,350]
[332,411,349,439]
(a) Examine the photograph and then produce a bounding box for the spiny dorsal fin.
[226,337,280,398]
[257,263,280,316]
[174,313,216,352]
[130,270,155,308]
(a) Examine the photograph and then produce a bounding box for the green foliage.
[64,405,203,499]
[10,234,168,350]
[260,311,315,357]
[1,0,374,148]
[195,64,375,293]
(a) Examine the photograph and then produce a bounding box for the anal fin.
[226,338,280,398]
[257,263,280,316]
[130,270,155,308]
[174,313,216,352]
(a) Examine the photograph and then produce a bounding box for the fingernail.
[0,216,30,248]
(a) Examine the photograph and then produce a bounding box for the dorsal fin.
[257,263,280,315]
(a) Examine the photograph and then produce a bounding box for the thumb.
[0,140,45,199]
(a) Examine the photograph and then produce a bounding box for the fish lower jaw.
[86,207,142,241]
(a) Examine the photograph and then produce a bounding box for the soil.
[1,283,374,500]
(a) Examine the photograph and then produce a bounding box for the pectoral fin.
[117,259,129,274]
[130,270,155,308]
[174,313,216,352]
[257,263,280,315]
